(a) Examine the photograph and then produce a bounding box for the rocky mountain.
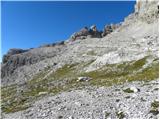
[1,0,159,119]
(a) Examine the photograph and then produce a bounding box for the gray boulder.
[77,77,92,82]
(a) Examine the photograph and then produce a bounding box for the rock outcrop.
[70,23,120,41]
[70,25,103,41]
[102,23,120,37]
[2,48,28,63]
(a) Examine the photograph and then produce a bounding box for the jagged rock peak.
[70,23,120,41]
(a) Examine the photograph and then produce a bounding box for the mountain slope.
[1,0,159,119]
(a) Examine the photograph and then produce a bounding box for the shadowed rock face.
[2,54,40,78]
[1,44,66,79]
[1,40,67,79]
[2,49,28,63]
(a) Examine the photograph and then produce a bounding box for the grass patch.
[151,100,159,108]
[116,111,125,119]
[1,62,86,114]
[149,100,159,116]
[149,109,159,115]
[82,57,158,87]
[123,88,134,93]
[51,63,78,79]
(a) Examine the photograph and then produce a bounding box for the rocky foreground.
[1,0,159,119]
[2,80,159,119]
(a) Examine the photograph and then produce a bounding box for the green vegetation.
[1,62,86,113]
[123,88,134,93]
[151,100,159,108]
[154,88,159,91]
[1,56,159,113]
[82,56,158,87]
[105,112,110,118]
[150,100,159,115]
[1,84,30,113]
[149,109,159,115]
[116,111,125,119]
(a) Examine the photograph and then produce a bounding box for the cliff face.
[135,0,159,23]
[1,0,159,119]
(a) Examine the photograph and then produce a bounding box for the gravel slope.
[2,80,159,119]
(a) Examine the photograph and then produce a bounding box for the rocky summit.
[1,0,159,119]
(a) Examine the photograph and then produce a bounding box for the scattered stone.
[125,96,131,99]
[77,77,92,82]
[123,87,140,93]
[154,88,159,91]
[74,102,82,107]
[116,99,120,102]
[57,115,63,119]
[140,97,146,102]
[38,92,48,96]
[130,86,140,93]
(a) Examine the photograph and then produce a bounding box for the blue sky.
[1,1,136,61]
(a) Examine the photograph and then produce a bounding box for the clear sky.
[1,1,136,61]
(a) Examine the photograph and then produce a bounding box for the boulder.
[129,86,140,93]
[38,92,48,96]
[77,77,92,82]
[123,86,140,93]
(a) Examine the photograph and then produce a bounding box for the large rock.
[77,77,92,82]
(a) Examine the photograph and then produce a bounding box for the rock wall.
[135,0,159,23]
